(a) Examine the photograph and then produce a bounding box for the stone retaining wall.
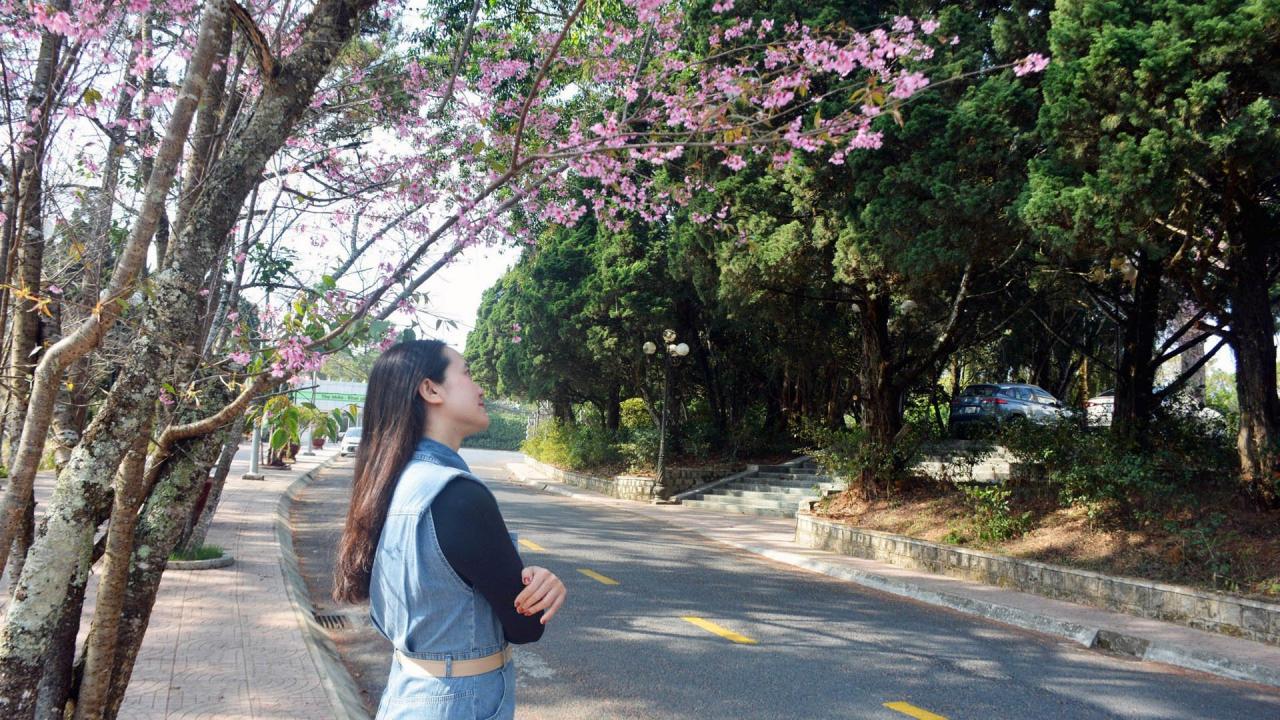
[796,513,1280,646]
[524,459,739,500]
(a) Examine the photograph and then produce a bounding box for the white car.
[1085,390,1114,427]
[339,427,362,456]
[1084,388,1224,427]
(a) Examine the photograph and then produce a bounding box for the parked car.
[1084,388,1224,428]
[1085,389,1114,427]
[949,383,1069,436]
[339,426,362,456]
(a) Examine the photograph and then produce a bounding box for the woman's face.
[421,348,490,437]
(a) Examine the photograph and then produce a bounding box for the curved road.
[291,449,1280,719]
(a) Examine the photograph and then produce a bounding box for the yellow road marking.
[884,701,948,720]
[518,539,546,552]
[681,616,757,644]
[576,568,619,585]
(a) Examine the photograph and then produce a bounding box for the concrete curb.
[702,536,1280,688]
[796,514,1280,647]
[274,455,373,720]
[504,461,1280,689]
[506,463,599,502]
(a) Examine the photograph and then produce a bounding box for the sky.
[412,241,523,352]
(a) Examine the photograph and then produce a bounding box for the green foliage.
[169,544,224,561]
[617,426,660,472]
[463,406,528,451]
[466,213,671,416]
[1205,368,1241,431]
[619,397,652,431]
[800,416,925,498]
[1160,512,1243,591]
[521,420,621,471]
[320,345,381,382]
[959,484,1033,542]
[1001,414,1235,521]
[251,396,355,451]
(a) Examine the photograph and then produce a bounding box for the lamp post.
[643,329,689,499]
[301,371,318,455]
[242,414,265,481]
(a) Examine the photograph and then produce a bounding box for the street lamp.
[643,329,689,500]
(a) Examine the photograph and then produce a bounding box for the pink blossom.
[158,390,175,407]
[511,335,522,344]
[890,71,930,99]
[47,284,63,295]
[229,351,251,365]
[1013,53,1050,77]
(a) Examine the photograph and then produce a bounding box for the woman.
[334,340,566,719]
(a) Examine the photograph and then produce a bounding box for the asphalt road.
[292,449,1280,719]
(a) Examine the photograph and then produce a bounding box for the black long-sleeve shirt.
[431,477,545,644]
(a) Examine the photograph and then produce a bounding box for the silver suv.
[949,383,1068,436]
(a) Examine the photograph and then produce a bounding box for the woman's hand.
[515,566,566,625]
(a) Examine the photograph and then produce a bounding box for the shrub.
[617,426,661,471]
[1001,411,1235,522]
[681,415,718,458]
[463,408,527,451]
[959,484,1032,542]
[521,421,572,467]
[521,420,621,471]
[619,397,652,431]
[800,415,925,499]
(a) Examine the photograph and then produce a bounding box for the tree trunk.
[101,429,232,718]
[49,30,147,470]
[0,2,228,582]
[179,417,244,554]
[1227,231,1280,505]
[552,395,573,424]
[71,427,152,720]
[2,11,65,471]
[0,1,379,709]
[857,295,904,498]
[1109,254,1162,443]
[33,573,87,720]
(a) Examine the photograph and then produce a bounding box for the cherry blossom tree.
[0,0,1047,713]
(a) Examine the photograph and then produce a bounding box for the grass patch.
[169,544,225,561]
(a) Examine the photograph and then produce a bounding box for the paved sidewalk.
[506,461,1280,690]
[117,447,342,719]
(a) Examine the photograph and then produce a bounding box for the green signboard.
[315,391,366,403]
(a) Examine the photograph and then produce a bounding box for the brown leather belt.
[395,646,512,678]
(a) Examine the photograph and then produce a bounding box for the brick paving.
[119,446,340,719]
[4,445,342,719]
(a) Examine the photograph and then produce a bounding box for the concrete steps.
[678,459,837,518]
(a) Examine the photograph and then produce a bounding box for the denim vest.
[370,438,516,720]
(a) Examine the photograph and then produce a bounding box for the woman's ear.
[418,378,441,405]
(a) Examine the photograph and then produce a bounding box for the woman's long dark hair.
[333,340,449,603]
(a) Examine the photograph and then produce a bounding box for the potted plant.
[297,404,343,450]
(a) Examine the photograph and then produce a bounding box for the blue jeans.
[376,657,516,720]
